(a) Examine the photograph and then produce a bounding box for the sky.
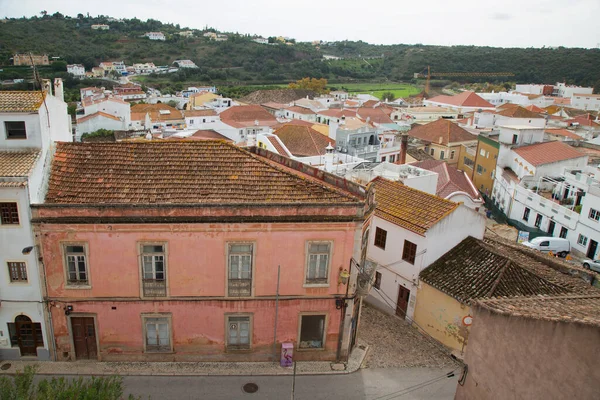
[2,0,600,48]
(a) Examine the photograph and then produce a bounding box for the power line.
[371,287,462,366]
[370,369,459,400]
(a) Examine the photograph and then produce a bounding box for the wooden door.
[588,240,598,259]
[396,285,410,319]
[548,221,556,236]
[15,316,37,356]
[71,317,97,360]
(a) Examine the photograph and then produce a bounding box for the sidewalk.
[0,343,368,377]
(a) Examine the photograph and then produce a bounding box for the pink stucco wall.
[39,221,357,298]
[52,299,342,362]
[38,220,359,361]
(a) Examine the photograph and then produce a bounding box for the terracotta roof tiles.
[513,141,585,166]
[357,107,394,124]
[0,91,45,112]
[410,159,480,200]
[274,125,335,157]
[46,141,359,204]
[77,111,121,123]
[369,177,458,236]
[0,150,41,177]
[420,237,597,304]
[219,105,278,128]
[544,129,583,140]
[408,119,476,145]
[266,136,292,157]
[495,106,542,118]
[475,294,600,327]
[427,91,494,108]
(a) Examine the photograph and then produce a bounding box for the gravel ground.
[358,304,456,369]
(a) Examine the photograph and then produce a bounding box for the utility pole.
[272,265,281,361]
[291,361,297,400]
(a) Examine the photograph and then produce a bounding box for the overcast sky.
[2,0,599,48]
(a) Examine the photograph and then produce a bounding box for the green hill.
[0,14,599,91]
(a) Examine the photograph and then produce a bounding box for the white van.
[522,237,571,257]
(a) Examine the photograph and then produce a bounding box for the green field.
[334,82,421,100]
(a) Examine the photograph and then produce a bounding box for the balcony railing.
[142,279,167,297]
[228,279,252,297]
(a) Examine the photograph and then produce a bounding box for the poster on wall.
[517,231,530,243]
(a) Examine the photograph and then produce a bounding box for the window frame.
[0,202,20,225]
[7,261,28,283]
[450,150,455,159]
[523,207,530,222]
[402,240,418,265]
[226,242,255,297]
[374,227,387,250]
[440,150,445,160]
[534,214,543,228]
[374,271,382,290]
[476,164,483,175]
[578,234,588,246]
[225,313,253,351]
[4,121,27,140]
[62,243,91,289]
[139,242,168,298]
[304,240,333,287]
[589,208,600,222]
[297,312,328,351]
[141,313,173,353]
[559,227,568,239]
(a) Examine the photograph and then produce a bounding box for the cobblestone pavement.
[358,304,456,369]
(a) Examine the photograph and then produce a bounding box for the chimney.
[53,78,64,101]
[42,79,52,95]
[399,134,408,164]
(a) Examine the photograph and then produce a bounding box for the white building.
[173,60,198,69]
[76,97,131,140]
[477,92,530,107]
[364,177,485,320]
[390,107,459,124]
[66,64,85,78]
[91,24,109,30]
[575,177,600,259]
[570,93,600,111]
[145,31,166,41]
[344,162,438,194]
[132,63,157,74]
[252,37,268,44]
[183,109,220,130]
[0,80,71,361]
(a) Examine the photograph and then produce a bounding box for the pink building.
[33,141,368,362]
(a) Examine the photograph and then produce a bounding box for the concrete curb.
[0,345,369,377]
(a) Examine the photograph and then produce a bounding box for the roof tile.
[274,125,335,157]
[0,91,45,112]
[408,119,477,145]
[0,150,41,177]
[513,141,586,166]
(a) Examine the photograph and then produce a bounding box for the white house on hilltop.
[145,32,166,41]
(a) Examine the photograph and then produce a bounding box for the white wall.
[76,116,127,138]
[0,113,43,149]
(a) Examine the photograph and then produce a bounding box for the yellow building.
[408,119,478,166]
[457,142,477,177]
[413,236,590,355]
[187,92,220,110]
[471,133,500,197]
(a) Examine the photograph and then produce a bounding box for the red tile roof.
[357,108,394,124]
[408,119,477,145]
[46,142,359,204]
[362,100,380,108]
[525,104,546,113]
[410,159,480,200]
[369,177,459,236]
[274,125,335,157]
[219,105,277,128]
[566,114,600,128]
[167,130,232,141]
[272,119,316,129]
[544,129,583,141]
[513,141,586,166]
[130,103,184,122]
[318,109,357,119]
[266,136,292,157]
[495,106,542,118]
[427,91,494,108]
[183,109,217,117]
[77,111,121,123]
[285,105,315,115]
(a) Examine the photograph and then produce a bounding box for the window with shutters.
[402,240,417,265]
[141,244,167,297]
[298,314,326,349]
[0,202,19,225]
[227,315,251,350]
[7,261,27,282]
[374,227,387,249]
[305,241,331,285]
[228,243,253,297]
[143,315,172,352]
[63,244,89,286]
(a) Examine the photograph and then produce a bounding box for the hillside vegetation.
[1,14,599,90]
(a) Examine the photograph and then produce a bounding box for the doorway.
[396,285,410,319]
[548,221,556,236]
[15,315,43,356]
[588,240,598,259]
[71,317,98,360]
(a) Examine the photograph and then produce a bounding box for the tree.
[288,77,329,94]
[40,10,47,18]
[380,91,396,102]
[167,100,178,108]
[0,366,139,399]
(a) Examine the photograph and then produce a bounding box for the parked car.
[522,237,571,258]
[582,259,600,273]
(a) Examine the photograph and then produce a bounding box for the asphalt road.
[115,367,459,400]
